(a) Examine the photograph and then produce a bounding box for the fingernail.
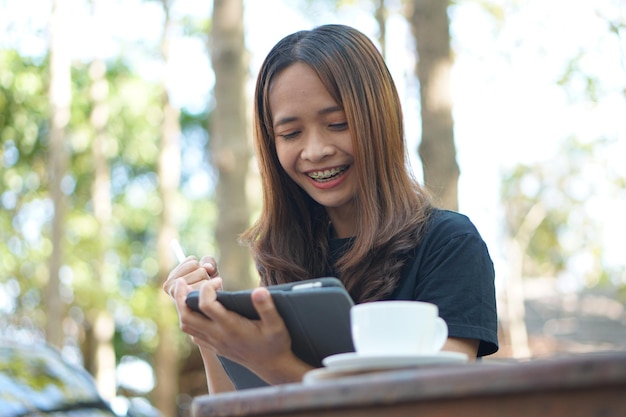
[252,289,268,302]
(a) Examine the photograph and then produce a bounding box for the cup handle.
[432,317,448,352]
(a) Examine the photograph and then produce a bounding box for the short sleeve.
[389,210,499,357]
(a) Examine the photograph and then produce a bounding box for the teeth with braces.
[308,167,345,180]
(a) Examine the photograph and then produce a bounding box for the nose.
[300,129,335,161]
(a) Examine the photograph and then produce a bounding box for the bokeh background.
[1,0,625,415]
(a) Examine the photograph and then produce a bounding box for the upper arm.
[411,212,499,356]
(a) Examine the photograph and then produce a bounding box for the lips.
[306,165,349,183]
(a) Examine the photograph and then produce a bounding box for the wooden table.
[192,351,626,417]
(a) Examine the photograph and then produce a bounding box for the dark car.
[0,340,159,417]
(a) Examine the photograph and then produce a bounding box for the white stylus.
[170,239,186,263]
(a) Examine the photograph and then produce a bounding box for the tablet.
[185,277,355,389]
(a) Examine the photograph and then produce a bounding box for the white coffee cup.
[350,300,448,356]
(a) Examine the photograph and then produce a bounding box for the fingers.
[171,278,192,308]
[163,277,178,299]
[196,279,227,319]
[170,279,220,350]
[251,288,283,333]
[163,257,201,295]
[199,255,219,278]
[206,276,224,291]
[178,284,293,372]
[163,255,221,297]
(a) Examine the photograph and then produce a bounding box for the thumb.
[251,287,282,327]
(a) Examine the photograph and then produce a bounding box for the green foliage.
[180,15,211,37]
[0,50,51,333]
[0,49,215,363]
[501,135,624,285]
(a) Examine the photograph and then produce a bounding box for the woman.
[164,24,498,393]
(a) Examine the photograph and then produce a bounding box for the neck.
[327,208,356,239]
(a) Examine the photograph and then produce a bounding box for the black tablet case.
[186,277,355,390]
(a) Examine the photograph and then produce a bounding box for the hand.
[172,281,310,384]
[168,275,222,346]
[163,255,221,297]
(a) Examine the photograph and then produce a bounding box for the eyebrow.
[273,106,344,128]
[319,105,343,116]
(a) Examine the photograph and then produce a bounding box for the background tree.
[45,0,72,349]
[210,0,252,291]
[405,0,459,210]
[85,58,118,401]
[153,0,183,414]
[0,51,51,339]
[64,55,169,407]
[83,0,117,400]
[0,2,209,412]
[500,135,625,355]
[374,0,388,58]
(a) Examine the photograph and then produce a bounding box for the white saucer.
[322,351,468,372]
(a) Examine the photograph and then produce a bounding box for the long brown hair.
[239,24,432,302]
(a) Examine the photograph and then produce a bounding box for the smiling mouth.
[307,166,349,183]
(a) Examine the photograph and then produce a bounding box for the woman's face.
[269,63,357,224]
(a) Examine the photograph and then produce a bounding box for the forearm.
[251,351,315,385]
[201,346,313,390]
[199,346,236,394]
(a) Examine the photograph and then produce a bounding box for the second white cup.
[350,300,448,356]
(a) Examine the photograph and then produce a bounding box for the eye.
[329,122,348,131]
[278,130,301,140]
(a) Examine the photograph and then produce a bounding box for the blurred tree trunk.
[374,0,388,58]
[405,0,459,210]
[45,0,71,349]
[83,0,117,400]
[87,57,117,400]
[211,0,252,290]
[504,202,543,358]
[154,1,181,415]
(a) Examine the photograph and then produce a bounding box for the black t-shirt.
[329,209,499,357]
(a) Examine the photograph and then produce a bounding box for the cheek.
[340,132,355,154]
[274,143,295,175]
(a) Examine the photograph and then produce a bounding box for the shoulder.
[422,209,483,245]
[407,208,492,269]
